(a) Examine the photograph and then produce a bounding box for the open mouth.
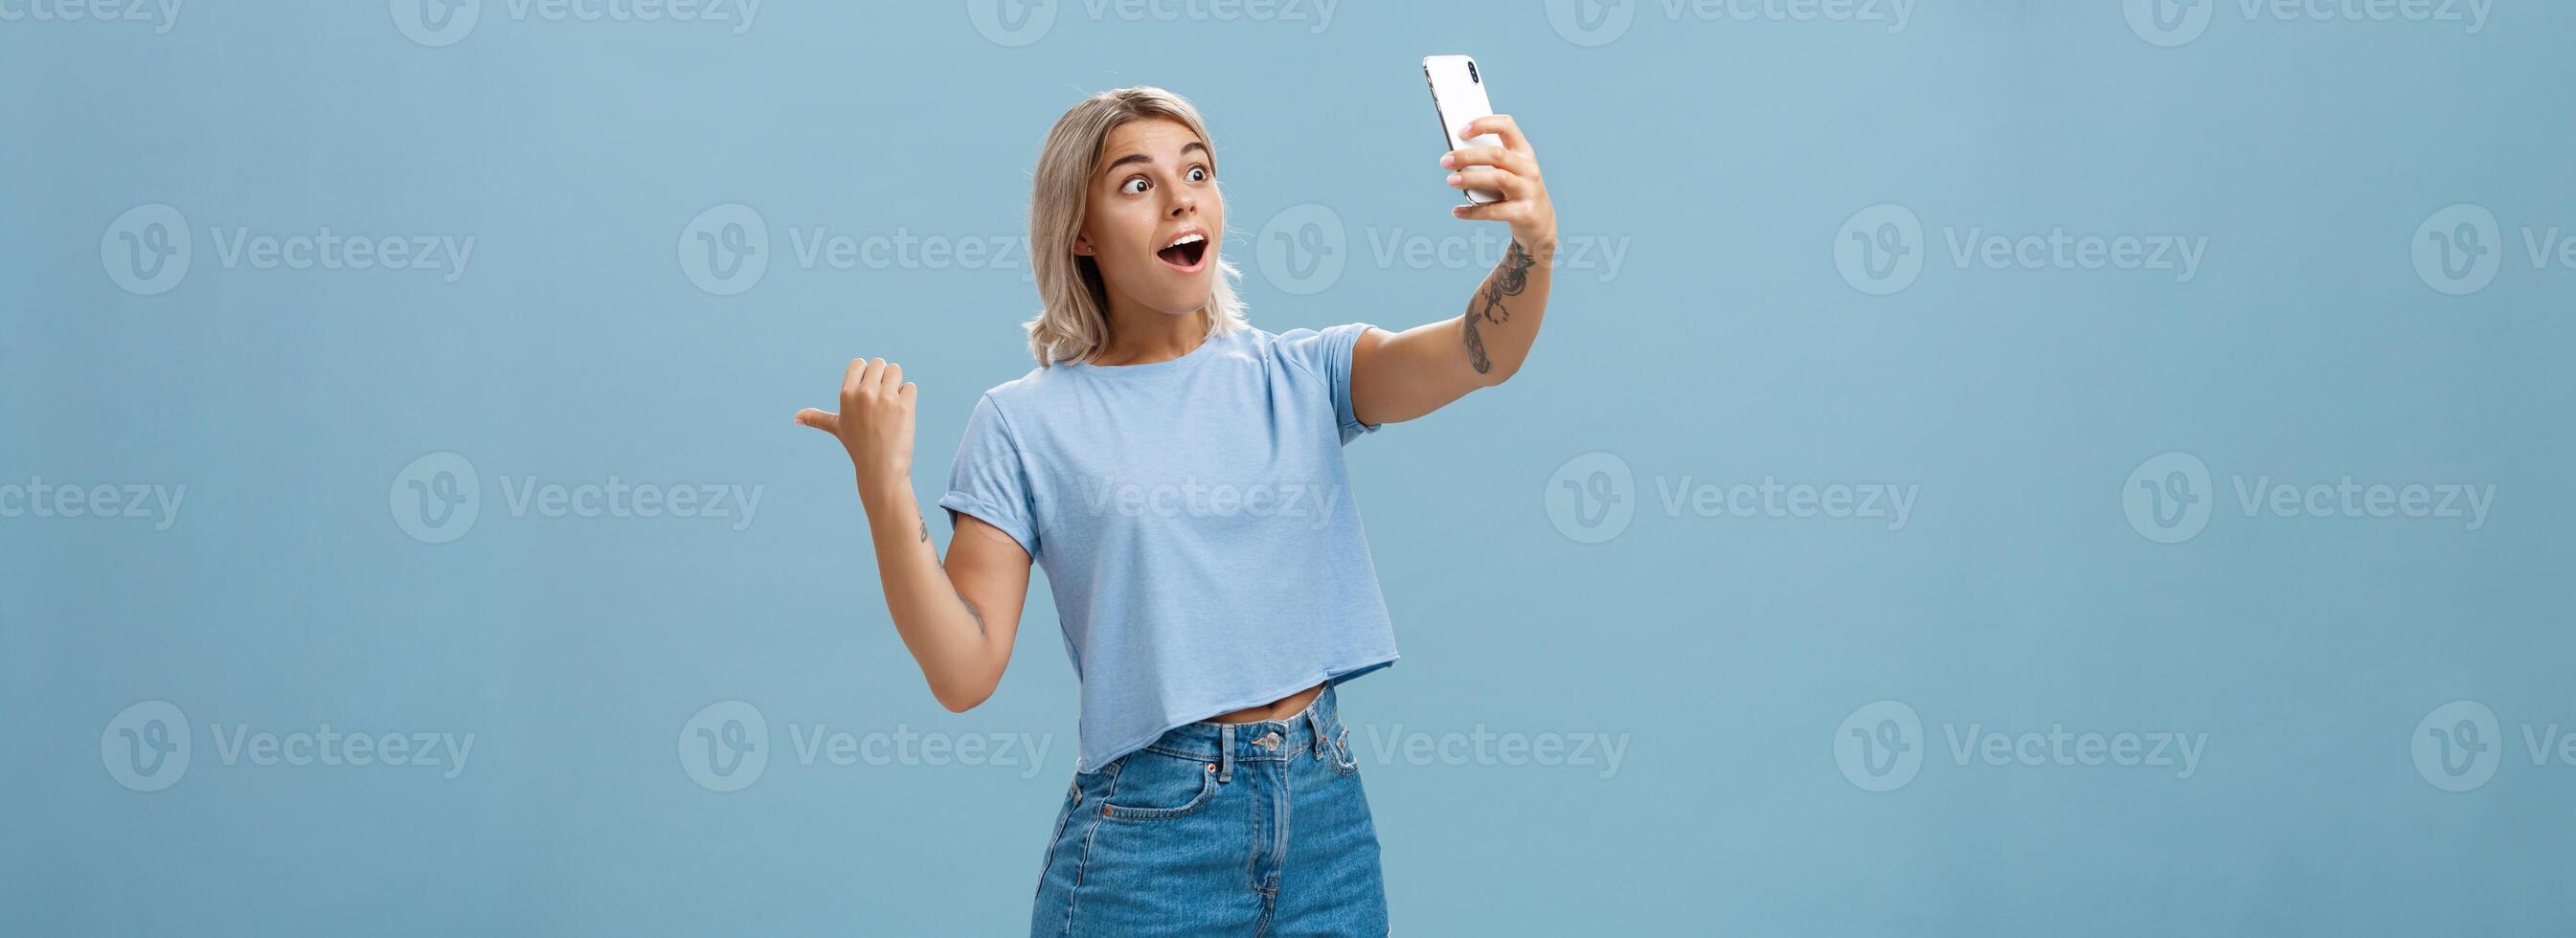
[1156,231,1209,271]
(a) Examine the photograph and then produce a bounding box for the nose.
[1166,188,1196,218]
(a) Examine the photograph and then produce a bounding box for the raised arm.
[1350,114,1558,426]
[795,358,1030,713]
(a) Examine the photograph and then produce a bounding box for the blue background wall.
[8,1,2573,934]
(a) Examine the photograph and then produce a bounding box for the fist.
[795,357,917,494]
[1443,114,1556,255]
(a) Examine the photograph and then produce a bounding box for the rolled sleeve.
[1279,322,1384,445]
[939,393,1040,558]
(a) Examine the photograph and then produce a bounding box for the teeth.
[1164,233,1206,249]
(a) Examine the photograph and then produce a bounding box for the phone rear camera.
[1468,61,1480,83]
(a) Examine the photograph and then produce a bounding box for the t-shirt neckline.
[1067,327,1228,376]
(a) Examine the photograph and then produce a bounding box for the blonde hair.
[1025,86,1248,366]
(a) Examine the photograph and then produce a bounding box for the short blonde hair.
[1025,87,1247,366]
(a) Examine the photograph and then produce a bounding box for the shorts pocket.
[1099,753,1221,822]
[1330,726,1359,776]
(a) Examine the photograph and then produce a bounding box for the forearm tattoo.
[1464,241,1537,374]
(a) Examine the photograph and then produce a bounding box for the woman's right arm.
[796,357,1030,712]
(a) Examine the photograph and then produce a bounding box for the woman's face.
[1076,117,1222,319]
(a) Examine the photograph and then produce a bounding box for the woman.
[793,86,1554,935]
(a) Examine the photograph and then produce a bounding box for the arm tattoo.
[920,513,943,569]
[928,511,983,635]
[1463,307,1489,374]
[1463,241,1536,374]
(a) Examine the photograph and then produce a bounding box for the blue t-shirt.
[938,322,1401,773]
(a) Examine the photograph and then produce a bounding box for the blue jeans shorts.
[1030,682,1389,936]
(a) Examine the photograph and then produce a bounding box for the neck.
[1092,300,1209,367]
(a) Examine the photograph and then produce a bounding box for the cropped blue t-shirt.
[938,322,1401,773]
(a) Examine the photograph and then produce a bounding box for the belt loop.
[1306,707,1328,760]
[1218,725,1235,782]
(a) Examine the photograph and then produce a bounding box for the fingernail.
[1446,173,1462,186]
[1439,154,1455,168]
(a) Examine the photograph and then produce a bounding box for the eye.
[1119,175,1150,195]
[1186,165,1210,183]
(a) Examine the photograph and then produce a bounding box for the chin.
[1145,298,1210,318]
[1136,280,1213,317]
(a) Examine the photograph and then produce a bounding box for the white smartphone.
[1422,55,1503,206]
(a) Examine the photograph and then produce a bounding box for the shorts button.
[1254,731,1281,749]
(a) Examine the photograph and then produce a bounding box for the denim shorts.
[1030,682,1389,936]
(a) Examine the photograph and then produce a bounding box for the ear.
[1073,233,1096,257]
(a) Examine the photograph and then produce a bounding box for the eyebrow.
[1102,140,1210,175]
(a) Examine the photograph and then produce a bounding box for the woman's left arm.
[1349,114,1556,425]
